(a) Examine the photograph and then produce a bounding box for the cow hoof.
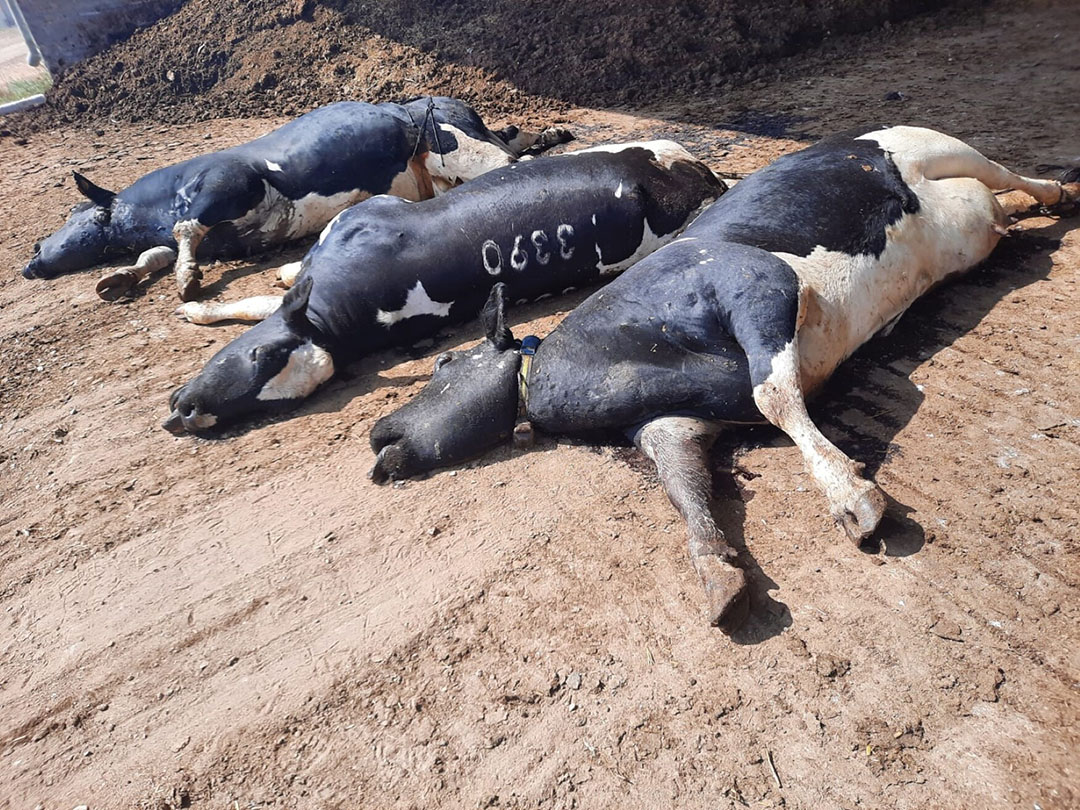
[179,276,202,302]
[1055,169,1080,213]
[174,303,210,325]
[512,421,535,448]
[541,127,574,147]
[95,269,139,301]
[696,555,750,633]
[834,483,887,546]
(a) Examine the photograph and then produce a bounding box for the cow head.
[162,276,335,434]
[23,173,115,279]
[369,283,521,483]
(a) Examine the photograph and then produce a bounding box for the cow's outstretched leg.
[95,246,178,301]
[175,295,283,325]
[631,416,749,631]
[867,127,1080,208]
[494,124,574,157]
[722,252,886,543]
[171,163,268,301]
[751,336,886,544]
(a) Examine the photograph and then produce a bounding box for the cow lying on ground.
[22,97,571,302]
[162,141,726,433]
[368,126,1080,631]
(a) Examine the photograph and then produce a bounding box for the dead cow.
[369,126,1080,631]
[163,141,726,434]
[22,97,571,301]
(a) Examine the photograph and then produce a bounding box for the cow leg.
[494,124,574,157]
[719,254,886,543]
[632,416,749,631]
[95,246,178,301]
[173,219,212,302]
[890,128,1078,208]
[751,335,886,544]
[172,163,269,301]
[174,295,283,325]
[274,260,303,288]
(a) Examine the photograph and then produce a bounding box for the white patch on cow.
[615,182,624,199]
[285,188,370,240]
[569,139,696,170]
[319,210,346,245]
[375,281,454,327]
[256,341,334,402]
[230,183,369,246]
[265,160,284,172]
[857,125,1064,207]
[591,214,597,226]
[427,124,516,192]
[387,162,432,202]
[595,217,665,276]
[775,175,1005,393]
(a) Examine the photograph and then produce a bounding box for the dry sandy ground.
[1,2,1079,809]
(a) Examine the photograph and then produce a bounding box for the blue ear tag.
[518,335,541,413]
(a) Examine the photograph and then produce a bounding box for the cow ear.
[72,171,116,208]
[281,274,314,329]
[481,282,515,351]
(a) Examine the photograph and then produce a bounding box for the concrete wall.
[14,0,182,75]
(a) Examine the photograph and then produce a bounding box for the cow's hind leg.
[632,416,749,631]
[725,253,886,543]
[495,125,574,157]
[95,246,178,301]
[174,295,283,325]
[752,334,886,544]
[878,127,1079,208]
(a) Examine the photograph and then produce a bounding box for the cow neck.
[517,335,542,414]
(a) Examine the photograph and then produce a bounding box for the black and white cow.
[22,97,570,302]
[162,141,726,433]
[368,126,1080,631]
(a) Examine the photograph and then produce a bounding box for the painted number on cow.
[481,225,576,275]
[482,239,502,276]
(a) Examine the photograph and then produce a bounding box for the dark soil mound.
[15,0,979,132]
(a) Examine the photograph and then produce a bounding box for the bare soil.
[1,1,1079,809]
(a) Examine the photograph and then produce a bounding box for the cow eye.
[249,347,261,362]
[434,352,453,371]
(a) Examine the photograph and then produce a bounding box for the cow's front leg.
[174,295,283,325]
[95,246,178,301]
[173,219,210,302]
[632,416,749,631]
[752,339,886,543]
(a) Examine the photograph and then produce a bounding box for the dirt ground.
[1,1,1079,808]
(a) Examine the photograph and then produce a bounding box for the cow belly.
[774,176,1004,392]
[228,182,368,248]
[527,324,759,434]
